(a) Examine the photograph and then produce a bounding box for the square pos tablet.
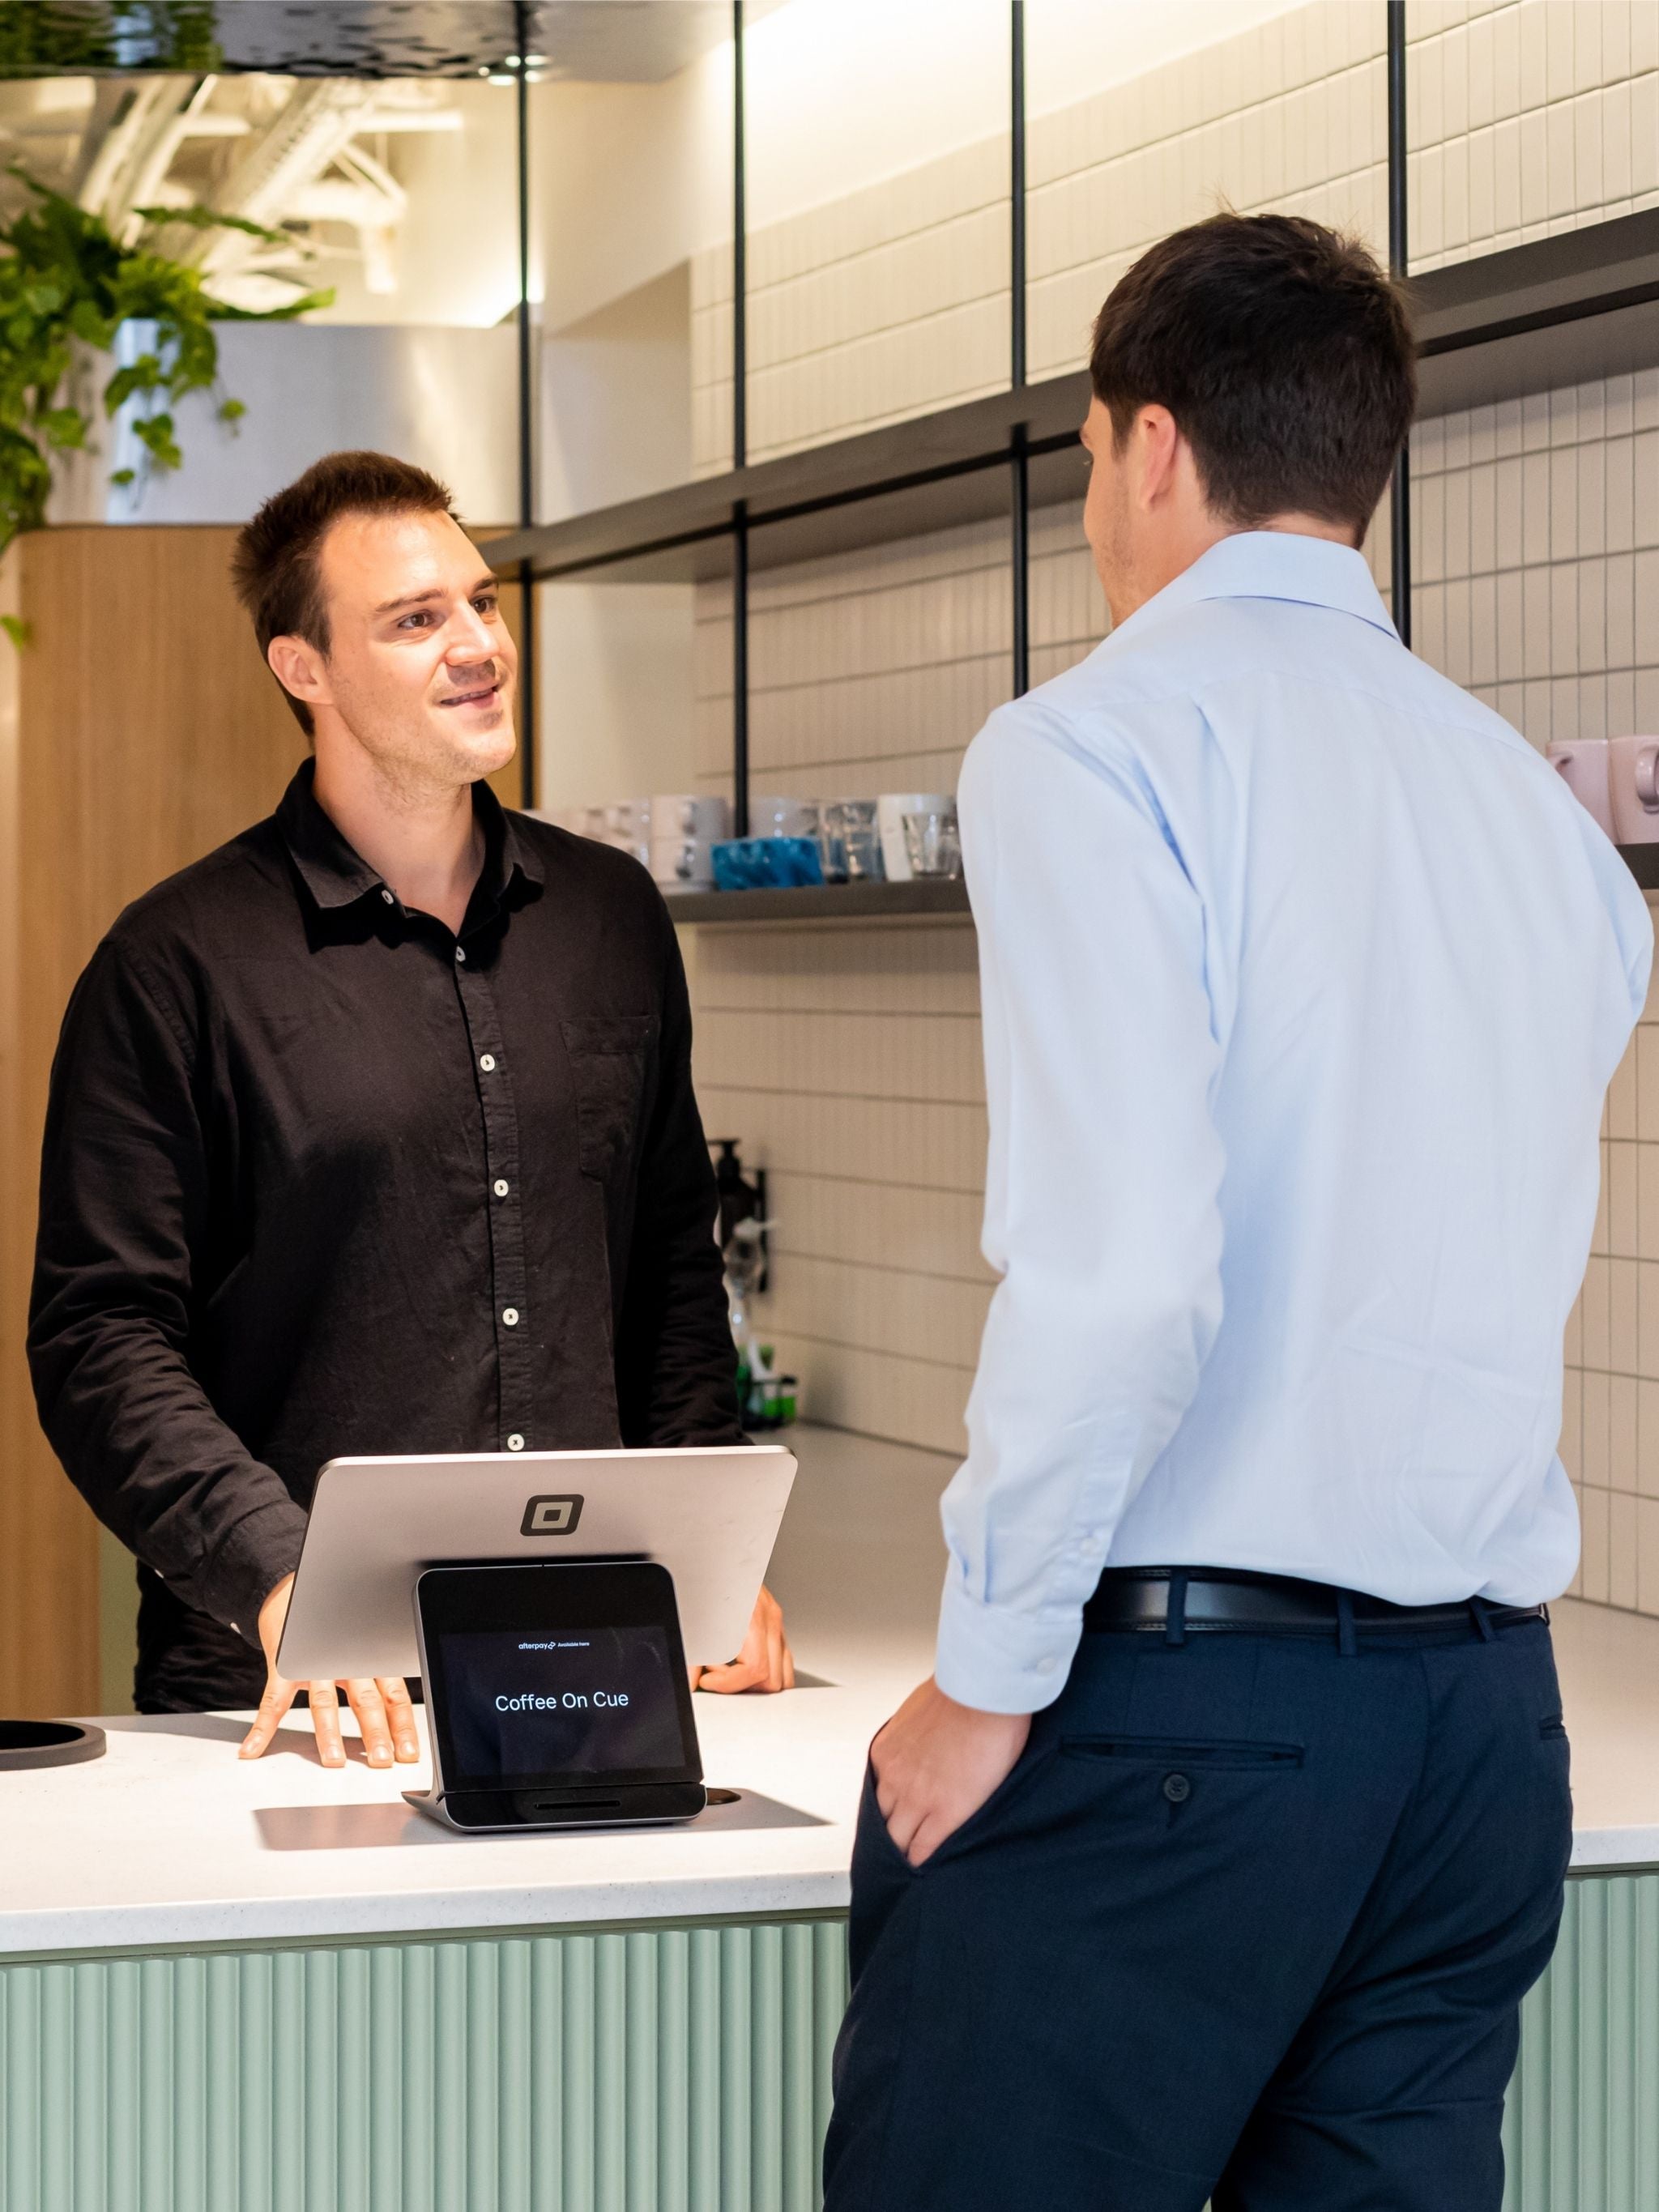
[276,1443,798,1684]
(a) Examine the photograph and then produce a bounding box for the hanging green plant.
[0,165,334,639]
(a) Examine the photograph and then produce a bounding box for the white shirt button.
[479,1053,496,1072]
[454,946,467,963]
[507,1434,526,1451]
[380,889,394,906]
[1036,1655,1056,1675]
[493,1178,510,1197]
[502,1306,520,1327]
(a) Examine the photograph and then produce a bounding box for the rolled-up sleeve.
[935,705,1227,1713]
[28,940,308,1642]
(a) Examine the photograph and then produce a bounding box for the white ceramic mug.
[877,792,954,882]
[1610,735,1659,845]
[1546,740,1614,839]
[653,793,730,842]
[650,837,714,889]
[749,795,819,840]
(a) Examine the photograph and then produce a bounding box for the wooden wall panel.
[0,527,305,1716]
[0,526,527,1717]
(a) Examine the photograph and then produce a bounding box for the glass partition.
[533,536,734,861]
[529,14,736,514]
[1025,0,1388,385]
[740,0,1013,466]
[737,476,1015,882]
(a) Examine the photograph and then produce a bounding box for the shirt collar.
[275,758,544,915]
[1107,530,1399,651]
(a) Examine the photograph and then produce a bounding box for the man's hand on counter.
[238,1573,421,1769]
[872,1678,1031,1867]
[692,1583,795,1694]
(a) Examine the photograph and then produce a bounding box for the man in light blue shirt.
[825,214,1650,2212]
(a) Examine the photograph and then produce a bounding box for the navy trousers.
[825,1610,1571,2211]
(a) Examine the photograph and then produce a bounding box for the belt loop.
[1166,1573,1188,1649]
[1469,1597,1496,1643]
[1336,1588,1357,1658]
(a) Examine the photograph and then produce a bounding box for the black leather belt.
[1082,1567,1546,1639]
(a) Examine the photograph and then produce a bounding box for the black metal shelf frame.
[499,3,1659,840]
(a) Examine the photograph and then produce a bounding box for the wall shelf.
[664,879,973,926]
[667,846,1654,928]
[488,211,1659,590]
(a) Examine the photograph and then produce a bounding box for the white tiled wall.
[1564,936,1659,1612]
[1025,3,1387,382]
[1407,0,1659,270]
[693,0,1658,470]
[1402,364,1659,1613]
[693,0,1388,467]
[1411,369,1659,739]
[687,505,1104,1454]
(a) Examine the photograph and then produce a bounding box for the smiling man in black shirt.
[28,450,791,1763]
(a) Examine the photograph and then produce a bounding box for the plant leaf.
[207,286,336,322]
[39,407,87,450]
[133,203,294,249]
[0,614,31,650]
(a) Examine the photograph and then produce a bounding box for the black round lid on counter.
[0,1719,107,1771]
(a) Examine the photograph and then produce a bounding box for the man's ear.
[1133,405,1183,511]
[267,633,330,714]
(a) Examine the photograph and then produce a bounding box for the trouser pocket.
[1061,1737,1306,1826]
[1062,1737,1304,1768]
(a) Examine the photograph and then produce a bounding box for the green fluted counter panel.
[0,1918,849,2212]
[4,1879,1657,2212]
[1503,1873,1659,2211]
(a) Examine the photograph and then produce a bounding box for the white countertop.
[5,1428,1659,1958]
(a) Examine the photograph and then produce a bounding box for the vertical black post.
[731,2,750,833]
[514,0,537,803]
[1010,0,1026,392]
[732,0,747,471]
[1012,432,1030,698]
[1010,0,1030,697]
[1387,0,1411,650]
[733,514,750,837]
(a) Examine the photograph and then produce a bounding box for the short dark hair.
[1090,212,1416,537]
[230,450,458,736]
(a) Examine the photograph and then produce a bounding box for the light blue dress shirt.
[936,531,1653,1716]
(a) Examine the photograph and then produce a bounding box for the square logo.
[521,1494,584,1537]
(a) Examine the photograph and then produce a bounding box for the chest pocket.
[562,1015,657,1181]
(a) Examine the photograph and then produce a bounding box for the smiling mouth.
[438,681,501,710]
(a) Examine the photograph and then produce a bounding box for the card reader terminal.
[407,1559,706,1833]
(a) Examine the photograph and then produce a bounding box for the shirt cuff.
[198,1494,309,1646]
[934,1571,1085,1715]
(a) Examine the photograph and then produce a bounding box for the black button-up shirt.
[29,764,740,1711]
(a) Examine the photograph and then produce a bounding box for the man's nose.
[447,602,497,659]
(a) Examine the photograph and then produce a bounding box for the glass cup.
[903,804,962,879]
[822,798,886,883]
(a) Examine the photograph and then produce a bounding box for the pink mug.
[1546,739,1614,838]
[1610,735,1659,846]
